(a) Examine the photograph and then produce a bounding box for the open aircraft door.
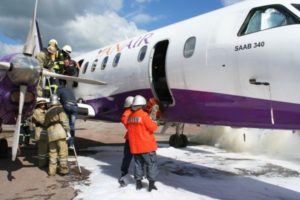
[149,40,174,108]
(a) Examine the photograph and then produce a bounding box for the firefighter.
[48,39,59,59]
[55,45,73,74]
[118,96,134,186]
[44,94,70,176]
[36,41,57,70]
[146,97,161,121]
[32,99,48,167]
[59,55,79,87]
[35,45,57,97]
[127,95,159,192]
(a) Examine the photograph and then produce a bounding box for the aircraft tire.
[169,134,188,148]
[0,138,8,158]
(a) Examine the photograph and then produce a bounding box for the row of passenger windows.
[81,36,197,74]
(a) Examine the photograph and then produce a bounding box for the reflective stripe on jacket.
[127,109,158,154]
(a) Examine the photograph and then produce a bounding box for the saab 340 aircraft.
[1,0,300,160]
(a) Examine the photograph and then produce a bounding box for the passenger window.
[78,59,84,68]
[91,59,98,72]
[82,62,89,74]
[101,56,109,70]
[183,36,196,58]
[239,6,299,35]
[113,53,121,67]
[138,45,147,62]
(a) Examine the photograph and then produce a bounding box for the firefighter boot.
[48,163,57,176]
[118,173,127,187]
[136,180,142,190]
[148,180,157,192]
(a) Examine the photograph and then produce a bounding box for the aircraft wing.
[42,69,107,85]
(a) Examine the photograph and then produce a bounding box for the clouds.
[0,41,22,55]
[220,0,246,6]
[0,0,147,56]
[131,13,161,24]
[65,12,145,54]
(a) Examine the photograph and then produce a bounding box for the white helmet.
[124,96,134,108]
[132,95,146,107]
[48,39,58,46]
[62,45,72,54]
[50,94,60,106]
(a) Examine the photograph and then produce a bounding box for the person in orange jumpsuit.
[127,95,159,192]
[145,97,161,121]
[118,96,134,187]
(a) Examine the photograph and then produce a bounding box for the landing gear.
[0,138,8,158]
[168,123,188,148]
[0,119,7,158]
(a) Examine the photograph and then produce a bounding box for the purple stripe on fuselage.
[85,89,300,130]
[85,89,153,122]
[0,53,18,62]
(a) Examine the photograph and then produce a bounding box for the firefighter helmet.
[48,39,58,47]
[132,95,146,106]
[62,45,72,54]
[124,96,134,108]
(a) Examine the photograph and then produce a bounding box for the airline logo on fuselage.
[98,33,154,56]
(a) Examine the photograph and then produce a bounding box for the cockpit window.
[292,4,300,11]
[239,5,299,36]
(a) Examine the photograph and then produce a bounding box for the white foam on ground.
[72,131,300,200]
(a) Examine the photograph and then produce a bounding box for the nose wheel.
[168,123,188,148]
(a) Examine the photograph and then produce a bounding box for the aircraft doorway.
[149,40,174,107]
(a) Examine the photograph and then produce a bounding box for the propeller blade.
[23,0,39,56]
[42,70,107,85]
[12,85,27,161]
[0,62,11,71]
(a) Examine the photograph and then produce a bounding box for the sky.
[0,0,246,56]
[70,125,300,200]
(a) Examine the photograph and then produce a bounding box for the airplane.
[0,0,105,160]
[2,0,300,159]
[65,0,300,147]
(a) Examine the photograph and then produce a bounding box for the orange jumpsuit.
[127,109,158,154]
[121,108,132,139]
[119,108,133,177]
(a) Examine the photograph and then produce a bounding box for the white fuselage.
[71,0,300,129]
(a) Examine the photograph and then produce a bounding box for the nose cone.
[8,54,41,85]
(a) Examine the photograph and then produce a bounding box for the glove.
[66,131,71,140]
[156,119,161,126]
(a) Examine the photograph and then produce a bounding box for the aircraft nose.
[8,54,41,85]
